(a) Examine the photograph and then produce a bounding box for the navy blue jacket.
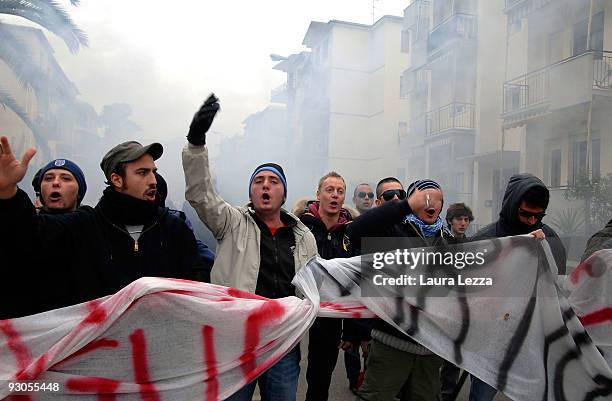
[0,189,208,319]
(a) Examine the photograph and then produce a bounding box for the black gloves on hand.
[187,93,220,146]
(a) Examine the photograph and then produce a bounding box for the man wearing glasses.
[352,183,374,215]
[375,177,407,206]
[467,173,567,401]
[347,178,451,401]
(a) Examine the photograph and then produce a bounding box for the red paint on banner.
[320,301,367,318]
[570,260,599,284]
[579,307,612,326]
[228,288,268,300]
[239,300,286,383]
[202,325,219,401]
[16,353,47,380]
[66,377,120,401]
[83,300,108,324]
[166,289,195,296]
[129,329,161,401]
[53,338,119,368]
[0,320,32,374]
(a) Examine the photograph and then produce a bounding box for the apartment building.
[501,0,612,237]
[401,0,508,226]
[272,16,410,197]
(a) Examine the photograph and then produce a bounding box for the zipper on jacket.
[110,221,158,253]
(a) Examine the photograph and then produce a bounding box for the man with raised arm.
[0,136,208,319]
[182,94,317,401]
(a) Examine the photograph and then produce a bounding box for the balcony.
[400,67,430,97]
[426,102,475,137]
[428,13,477,56]
[271,83,288,104]
[504,0,553,22]
[404,0,430,39]
[502,50,612,121]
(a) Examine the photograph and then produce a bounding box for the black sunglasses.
[357,191,375,199]
[380,189,407,201]
[518,208,546,220]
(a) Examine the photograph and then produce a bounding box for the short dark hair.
[353,182,372,197]
[106,162,127,186]
[446,202,474,223]
[375,177,402,198]
[521,186,549,210]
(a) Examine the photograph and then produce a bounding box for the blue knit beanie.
[38,159,87,205]
[406,179,441,198]
[249,163,287,201]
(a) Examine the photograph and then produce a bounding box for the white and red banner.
[1,237,611,400]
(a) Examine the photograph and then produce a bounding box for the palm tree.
[0,0,88,153]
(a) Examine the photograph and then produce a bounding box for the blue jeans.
[226,346,301,401]
[344,343,361,385]
[469,375,497,401]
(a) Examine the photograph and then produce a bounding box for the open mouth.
[262,193,271,202]
[48,191,62,202]
[145,189,157,198]
[425,208,436,218]
[329,201,339,208]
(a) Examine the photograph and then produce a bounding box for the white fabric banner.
[1,237,611,400]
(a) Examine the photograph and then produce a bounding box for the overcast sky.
[40,0,404,150]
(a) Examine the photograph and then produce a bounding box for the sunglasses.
[380,189,407,201]
[357,191,375,199]
[518,208,546,220]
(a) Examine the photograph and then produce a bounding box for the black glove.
[187,93,220,146]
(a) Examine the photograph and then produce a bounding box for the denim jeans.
[226,346,301,401]
[468,375,497,401]
[344,343,362,385]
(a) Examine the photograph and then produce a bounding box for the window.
[573,18,588,56]
[550,149,561,187]
[571,138,600,183]
[571,140,587,183]
[452,173,464,193]
[398,122,408,137]
[548,31,564,64]
[591,12,604,53]
[573,12,604,57]
[401,29,411,54]
[433,0,452,28]
[592,138,601,181]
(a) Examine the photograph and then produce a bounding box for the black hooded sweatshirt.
[581,219,612,262]
[472,173,567,274]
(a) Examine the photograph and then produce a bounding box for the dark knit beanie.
[406,179,441,198]
[249,163,287,200]
[38,159,87,205]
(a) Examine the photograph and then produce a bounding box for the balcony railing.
[503,50,612,115]
[428,13,477,55]
[504,0,527,9]
[426,102,475,137]
[504,0,553,20]
[404,0,430,30]
[594,52,612,89]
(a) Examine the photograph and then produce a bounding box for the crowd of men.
[0,93,610,401]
